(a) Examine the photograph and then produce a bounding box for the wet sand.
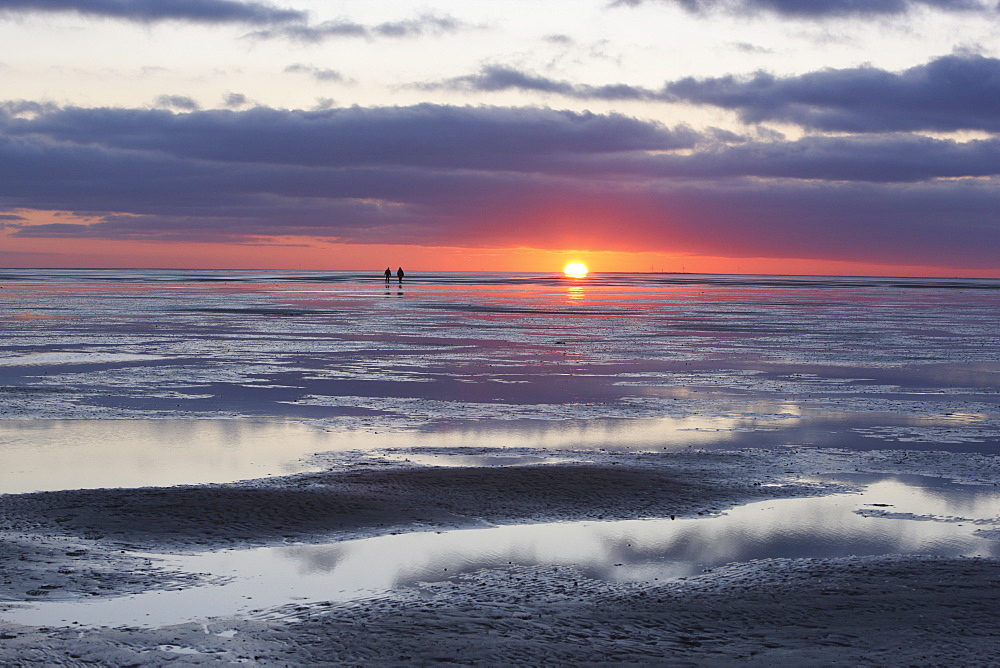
[1,446,998,665]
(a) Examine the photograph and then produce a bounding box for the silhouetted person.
[396,267,404,285]
[384,267,391,285]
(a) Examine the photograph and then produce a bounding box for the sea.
[1,268,999,626]
[1,268,998,491]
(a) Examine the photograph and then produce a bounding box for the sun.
[563,262,589,278]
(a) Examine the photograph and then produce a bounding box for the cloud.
[0,104,699,170]
[0,100,58,118]
[0,212,26,230]
[432,55,1000,134]
[1,103,997,270]
[665,53,1000,132]
[222,93,251,109]
[0,0,305,25]
[730,42,773,54]
[373,15,463,38]
[612,0,992,18]
[9,104,995,185]
[419,65,665,101]
[581,134,1000,183]
[543,34,575,45]
[285,65,347,83]
[248,14,468,43]
[250,18,366,42]
[154,95,201,111]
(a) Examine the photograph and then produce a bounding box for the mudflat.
[2,270,998,664]
[1,446,999,665]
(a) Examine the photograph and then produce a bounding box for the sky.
[0,0,998,275]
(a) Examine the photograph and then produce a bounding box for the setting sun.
[563,262,589,278]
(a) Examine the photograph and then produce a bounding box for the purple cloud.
[0,0,305,25]
[222,93,251,109]
[420,65,664,101]
[626,135,1000,182]
[613,0,991,18]
[0,104,699,170]
[284,65,347,83]
[431,55,1000,135]
[0,212,26,230]
[247,14,467,43]
[154,95,201,112]
[665,54,1000,133]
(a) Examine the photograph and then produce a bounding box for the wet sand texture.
[1,557,997,665]
[266,556,1000,665]
[2,450,998,665]
[0,457,814,550]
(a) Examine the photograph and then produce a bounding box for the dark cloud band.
[0,104,698,170]
[665,54,1000,133]
[0,0,305,25]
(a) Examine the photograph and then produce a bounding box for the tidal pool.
[0,416,767,493]
[5,405,995,494]
[0,419,333,493]
[5,473,998,628]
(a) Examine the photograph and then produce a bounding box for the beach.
[1,270,998,664]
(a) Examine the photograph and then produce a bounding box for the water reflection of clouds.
[283,545,346,574]
[848,477,1000,521]
[0,420,326,493]
[7,475,998,628]
[282,477,1000,589]
[383,411,804,451]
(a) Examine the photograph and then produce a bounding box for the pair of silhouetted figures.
[384,267,404,285]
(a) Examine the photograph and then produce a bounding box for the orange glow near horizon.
[2,232,998,278]
[563,262,589,278]
[0,215,996,278]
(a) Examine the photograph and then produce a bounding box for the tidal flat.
[1,269,998,664]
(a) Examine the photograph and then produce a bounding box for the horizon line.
[1,267,996,281]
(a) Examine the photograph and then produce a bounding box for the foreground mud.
[2,556,998,665]
[1,447,998,665]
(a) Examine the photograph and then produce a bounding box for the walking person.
[384,267,391,285]
[396,267,405,285]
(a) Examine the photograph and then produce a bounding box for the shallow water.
[2,270,998,493]
[2,406,995,493]
[0,419,330,494]
[4,473,998,627]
